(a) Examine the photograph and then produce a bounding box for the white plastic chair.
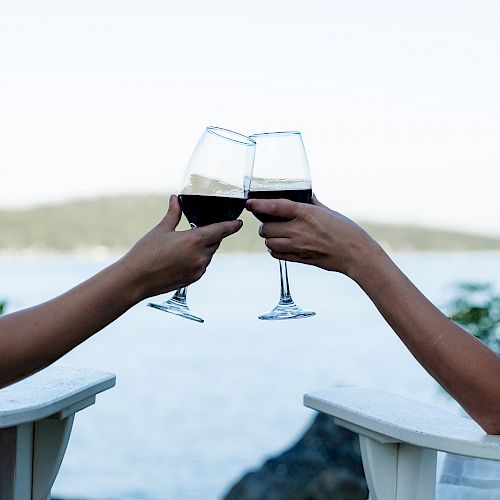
[0,365,115,500]
[304,387,500,500]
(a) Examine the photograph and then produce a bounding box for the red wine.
[248,188,312,223]
[179,194,246,227]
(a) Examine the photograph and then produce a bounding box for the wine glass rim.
[249,131,302,138]
[207,126,256,146]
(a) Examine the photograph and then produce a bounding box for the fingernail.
[169,195,175,207]
[237,219,243,227]
[246,200,253,209]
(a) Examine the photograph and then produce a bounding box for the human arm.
[0,195,242,387]
[247,197,500,434]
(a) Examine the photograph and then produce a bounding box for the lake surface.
[1,252,499,499]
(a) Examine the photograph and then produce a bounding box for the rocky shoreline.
[223,413,367,500]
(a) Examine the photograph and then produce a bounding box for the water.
[1,252,499,499]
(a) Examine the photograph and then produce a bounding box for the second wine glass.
[148,126,256,323]
[249,131,316,320]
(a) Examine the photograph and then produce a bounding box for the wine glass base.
[147,299,204,323]
[258,301,316,321]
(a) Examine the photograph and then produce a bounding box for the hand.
[246,196,381,277]
[120,195,242,299]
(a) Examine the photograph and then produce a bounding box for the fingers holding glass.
[148,127,256,323]
[248,131,315,320]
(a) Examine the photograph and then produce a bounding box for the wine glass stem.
[279,260,294,305]
[169,223,196,305]
[172,286,188,304]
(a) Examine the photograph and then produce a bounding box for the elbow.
[0,378,14,390]
[480,423,500,436]
[475,415,500,435]
[0,368,36,390]
[0,372,19,389]
[461,394,500,435]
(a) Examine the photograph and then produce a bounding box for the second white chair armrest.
[304,387,500,460]
[305,387,500,500]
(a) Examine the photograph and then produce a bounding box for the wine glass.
[148,126,256,323]
[248,131,315,320]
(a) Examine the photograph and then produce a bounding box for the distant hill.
[0,194,499,253]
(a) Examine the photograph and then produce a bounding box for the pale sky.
[0,0,499,235]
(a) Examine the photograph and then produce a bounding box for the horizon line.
[0,191,499,240]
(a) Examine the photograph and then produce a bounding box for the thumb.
[160,195,182,231]
[197,219,243,245]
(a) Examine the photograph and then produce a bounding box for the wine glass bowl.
[249,131,315,320]
[147,126,256,323]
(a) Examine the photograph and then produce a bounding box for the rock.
[223,413,367,500]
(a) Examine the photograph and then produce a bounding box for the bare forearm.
[350,246,500,433]
[0,196,242,388]
[248,198,500,432]
[0,260,141,387]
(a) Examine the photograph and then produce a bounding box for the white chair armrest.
[304,387,500,460]
[0,365,116,499]
[0,365,116,427]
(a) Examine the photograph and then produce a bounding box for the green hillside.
[0,194,499,253]
[360,223,500,252]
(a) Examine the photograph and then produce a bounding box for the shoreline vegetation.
[1,194,499,256]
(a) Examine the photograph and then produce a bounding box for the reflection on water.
[1,252,499,499]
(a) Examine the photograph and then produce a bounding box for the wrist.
[112,257,148,304]
[345,238,390,287]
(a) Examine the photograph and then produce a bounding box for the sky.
[0,0,499,235]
